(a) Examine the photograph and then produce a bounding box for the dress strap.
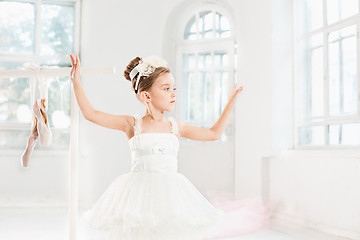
[133,114,142,135]
[168,117,179,135]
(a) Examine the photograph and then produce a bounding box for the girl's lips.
[170,100,175,103]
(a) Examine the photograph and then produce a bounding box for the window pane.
[187,72,205,121]
[184,11,231,40]
[0,130,32,149]
[215,12,231,38]
[299,126,324,145]
[182,72,194,121]
[214,51,228,67]
[202,71,212,121]
[198,11,213,39]
[297,34,323,122]
[39,58,70,67]
[0,78,31,123]
[41,3,75,56]
[295,0,323,35]
[328,25,357,116]
[0,61,27,70]
[48,76,71,128]
[184,15,196,40]
[198,52,211,69]
[182,53,195,69]
[0,129,69,149]
[0,2,35,54]
[214,71,228,118]
[327,0,359,25]
[220,72,228,111]
[310,47,324,118]
[329,123,360,145]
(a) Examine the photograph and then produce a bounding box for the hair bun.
[124,56,142,82]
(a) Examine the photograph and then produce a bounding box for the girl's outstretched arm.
[177,83,244,141]
[69,53,132,133]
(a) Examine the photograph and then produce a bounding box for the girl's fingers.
[69,53,80,67]
[70,54,75,66]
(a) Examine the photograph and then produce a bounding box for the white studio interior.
[0,0,359,240]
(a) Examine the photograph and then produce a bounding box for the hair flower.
[129,55,168,93]
[137,56,168,77]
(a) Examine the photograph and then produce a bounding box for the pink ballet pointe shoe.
[21,117,39,167]
[33,99,52,146]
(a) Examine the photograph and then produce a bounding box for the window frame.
[293,0,360,149]
[0,0,80,152]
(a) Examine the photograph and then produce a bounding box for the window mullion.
[74,0,81,54]
[358,18,360,119]
[194,51,198,122]
[323,0,329,145]
[293,1,299,148]
[203,53,208,122]
[35,0,42,64]
[211,51,215,122]
[212,10,216,39]
[196,13,199,40]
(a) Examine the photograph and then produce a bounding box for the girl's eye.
[165,87,177,91]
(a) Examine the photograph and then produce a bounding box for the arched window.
[177,6,236,142]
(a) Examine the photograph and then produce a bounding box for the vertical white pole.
[70,0,81,239]
[69,84,79,240]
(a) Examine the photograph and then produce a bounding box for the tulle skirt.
[203,191,273,239]
[82,172,225,240]
[81,172,273,240]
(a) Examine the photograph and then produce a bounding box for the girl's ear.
[141,91,151,103]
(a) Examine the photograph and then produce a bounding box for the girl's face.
[143,72,176,112]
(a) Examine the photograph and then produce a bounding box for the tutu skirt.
[82,172,225,240]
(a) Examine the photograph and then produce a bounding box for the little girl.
[69,53,247,240]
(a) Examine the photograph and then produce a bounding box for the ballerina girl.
[69,53,244,240]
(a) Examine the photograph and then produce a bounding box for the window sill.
[266,149,360,159]
[0,148,69,157]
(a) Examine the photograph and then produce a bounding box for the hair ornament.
[129,56,168,93]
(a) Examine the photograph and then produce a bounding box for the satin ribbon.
[129,65,142,93]
[24,62,66,117]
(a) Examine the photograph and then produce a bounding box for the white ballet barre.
[0,66,116,240]
[0,66,116,78]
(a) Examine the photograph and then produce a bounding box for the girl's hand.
[228,83,244,104]
[70,53,80,82]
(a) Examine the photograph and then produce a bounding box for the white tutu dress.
[82,114,225,240]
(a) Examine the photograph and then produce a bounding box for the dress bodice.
[128,114,180,173]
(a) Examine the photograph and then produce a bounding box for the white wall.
[78,0,170,205]
[266,151,360,239]
[227,0,274,198]
[0,152,69,207]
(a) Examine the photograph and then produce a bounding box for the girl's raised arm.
[177,83,243,141]
[69,53,132,133]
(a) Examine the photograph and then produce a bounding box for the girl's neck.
[144,111,166,122]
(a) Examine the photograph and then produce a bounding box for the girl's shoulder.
[168,117,185,135]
